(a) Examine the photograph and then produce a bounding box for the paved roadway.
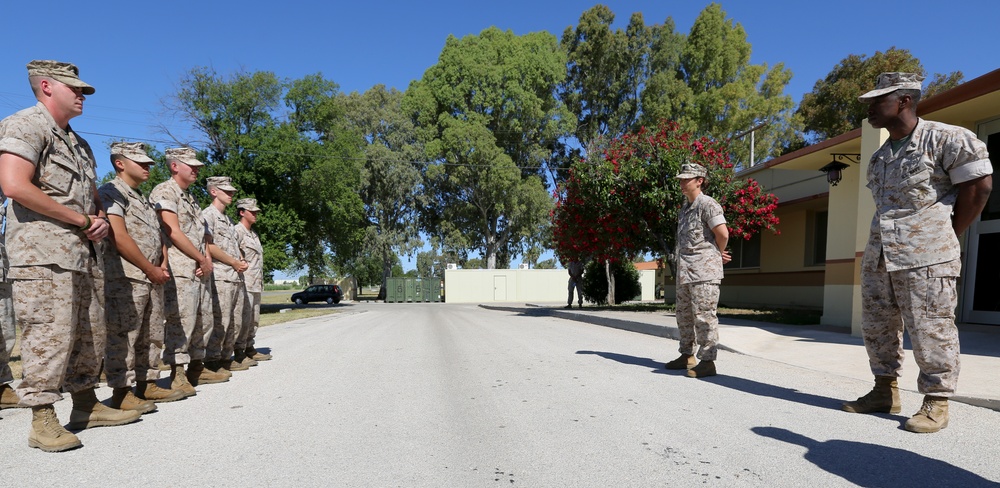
[1,303,998,487]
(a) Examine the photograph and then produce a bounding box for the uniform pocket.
[925,261,960,318]
[38,150,81,196]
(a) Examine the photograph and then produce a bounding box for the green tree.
[535,258,557,269]
[404,27,569,269]
[796,47,922,140]
[580,259,641,305]
[924,71,965,99]
[796,47,964,141]
[164,67,365,281]
[640,3,798,167]
[341,84,424,292]
[557,5,650,182]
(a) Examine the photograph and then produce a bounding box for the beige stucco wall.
[444,268,656,304]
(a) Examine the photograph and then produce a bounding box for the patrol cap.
[27,60,95,95]
[236,198,261,212]
[676,163,708,179]
[858,72,925,102]
[110,142,155,164]
[164,147,204,167]
[207,176,237,192]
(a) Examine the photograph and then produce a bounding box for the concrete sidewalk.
[480,303,1000,411]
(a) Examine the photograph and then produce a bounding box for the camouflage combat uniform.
[150,178,210,366]
[202,204,245,363]
[0,102,105,406]
[99,176,166,388]
[861,118,992,397]
[234,221,262,351]
[1,196,16,389]
[675,193,726,362]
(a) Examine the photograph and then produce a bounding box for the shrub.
[580,260,642,305]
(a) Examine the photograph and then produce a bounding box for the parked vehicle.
[290,284,343,305]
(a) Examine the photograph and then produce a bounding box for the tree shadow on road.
[752,426,996,486]
[576,350,848,411]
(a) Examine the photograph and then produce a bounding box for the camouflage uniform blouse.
[233,222,263,293]
[99,176,163,283]
[150,178,206,279]
[201,205,242,283]
[0,102,97,273]
[863,118,992,272]
[675,193,726,285]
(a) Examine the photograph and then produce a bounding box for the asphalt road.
[2,303,998,487]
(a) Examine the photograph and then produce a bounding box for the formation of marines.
[0,60,270,452]
[0,59,991,453]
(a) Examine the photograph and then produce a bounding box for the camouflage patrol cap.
[858,72,925,101]
[110,142,155,164]
[27,60,95,95]
[236,198,261,212]
[676,163,708,179]
[207,176,237,192]
[164,147,204,167]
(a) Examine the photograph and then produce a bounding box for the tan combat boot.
[28,405,82,452]
[905,396,949,433]
[170,364,197,397]
[664,354,696,370]
[222,358,250,372]
[248,347,272,361]
[686,360,716,378]
[67,388,141,430]
[109,387,157,414]
[235,354,258,368]
[842,376,901,414]
[191,360,230,385]
[136,381,187,403]
[1,383,25,409]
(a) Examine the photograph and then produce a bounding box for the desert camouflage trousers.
[163,274,211,365]
[11,265,104,406]
[0,282,15,385]
[207,279,245,361]
[105,278,164,387]
[862,255,961,396]
[675,281,720,361]
[240,289,261,350]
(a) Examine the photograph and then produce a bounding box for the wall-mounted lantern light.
[820,154,860,186]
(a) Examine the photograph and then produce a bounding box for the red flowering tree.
[552,120,779,299]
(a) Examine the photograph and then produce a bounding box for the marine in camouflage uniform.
[151,147,227,389]
[0,60,139,452]
[233,198,270,361]
[201,176,250,372]
[843,72,993,433]
[100,142,185,411]
[0,195,22,410]
[666,163,731,379]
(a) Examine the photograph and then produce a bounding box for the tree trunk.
[605,259,616,306]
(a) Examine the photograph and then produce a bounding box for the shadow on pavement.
[577,350,846,410]
[752,426,995,486]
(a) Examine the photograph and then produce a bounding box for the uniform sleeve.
[97,184,127,218]
[0,119,44,165]
[704,198,727,229]
[944,128,993,184]
[150,186,178,214]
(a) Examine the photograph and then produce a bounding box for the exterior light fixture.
[820,154,860,186]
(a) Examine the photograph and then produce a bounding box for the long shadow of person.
[752,426,997,487]
[577,350,852,411]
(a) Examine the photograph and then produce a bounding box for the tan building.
[664,68,1000,335]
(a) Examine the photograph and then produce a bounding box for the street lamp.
[820,154,860,186]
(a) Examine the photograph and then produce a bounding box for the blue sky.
[2,0,996,275]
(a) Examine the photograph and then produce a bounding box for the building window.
[725,232,761,269]
[805,210,828,266]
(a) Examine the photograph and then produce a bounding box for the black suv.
[290,284,343,305]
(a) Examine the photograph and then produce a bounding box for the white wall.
[444,268,656,304]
